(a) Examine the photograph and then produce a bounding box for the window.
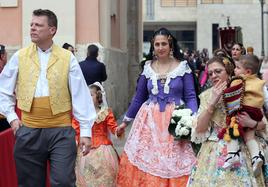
[201,0,223,4]
[0,0,17,7]
[161,0,197,7]
[143,29,196,53]
[174,30,195,50]
[146,0,154,20]
[143,31,155,42]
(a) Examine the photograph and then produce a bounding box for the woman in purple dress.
[117,28,198,186]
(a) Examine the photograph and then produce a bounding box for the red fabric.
[0,129,51,187]
[0,129,18,187]
[72,118,80,144]
[223,81,244,103]
[219,27,237,56]
[241,105,263,122]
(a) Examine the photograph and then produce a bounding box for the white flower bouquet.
[168,105,194,141]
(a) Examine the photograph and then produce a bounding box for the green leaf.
[192,143,202,156]
[168,122,177,137]
[173,116,181,123]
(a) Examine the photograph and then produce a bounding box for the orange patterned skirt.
[117,152,189,187]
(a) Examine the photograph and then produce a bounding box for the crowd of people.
[1,8,268,187]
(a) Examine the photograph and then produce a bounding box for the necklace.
[155,60,172,85]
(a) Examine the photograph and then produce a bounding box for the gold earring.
[169,49,174,59]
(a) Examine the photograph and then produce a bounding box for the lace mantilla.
[95,107,109,123]
[141,60,192,95]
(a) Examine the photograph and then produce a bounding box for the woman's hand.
[209,80,227,106]
[116,123,127,137]
[237,112,256,128]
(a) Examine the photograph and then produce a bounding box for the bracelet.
[122,120,130,126]
[122,117,132,126]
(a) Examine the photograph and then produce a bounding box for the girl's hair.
[207,56,235,76]
[141,27,184,69]
[89,84,103,105]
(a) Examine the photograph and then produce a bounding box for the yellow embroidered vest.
[243,75,265,108]
[17,43,72,115]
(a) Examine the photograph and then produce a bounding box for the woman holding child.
[188,56,266,186]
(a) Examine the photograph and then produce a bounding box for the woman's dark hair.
[141,27,184,69]
[0,44,5,60]
[89,84,103,105]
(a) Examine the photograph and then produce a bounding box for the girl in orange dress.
[74,82,125,187]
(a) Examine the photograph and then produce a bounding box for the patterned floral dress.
[188,88,265,187]
[74,107,119,187]
[117,60,198,186]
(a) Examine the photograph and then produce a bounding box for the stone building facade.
[143,0,268,57]
[0,0,143,117]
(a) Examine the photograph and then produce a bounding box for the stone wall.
[76,43,129,118]
[101,48,129,118]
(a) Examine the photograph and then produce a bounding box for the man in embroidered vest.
[0,9,96,187]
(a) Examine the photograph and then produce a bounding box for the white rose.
[178,129,184,136]
[175,124,181,136]
[178,109,192,116]
[179,116,187,124]
[184,116,194,128]
[172,110,181,117]
[181,127,190,136]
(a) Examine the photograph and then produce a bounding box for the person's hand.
[10,119,22,135]
[116,123,127,137]
[237,112,256,128]
[209,80,227,106]
[79,137,91,156]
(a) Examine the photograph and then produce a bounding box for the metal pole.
[261,0,265,57]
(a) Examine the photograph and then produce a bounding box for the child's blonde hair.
[239,54,260,74]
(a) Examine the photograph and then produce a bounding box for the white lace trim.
[141,60,192,95]
[123,102,196,178]
[95,107,109,123]
[190,117,211,144]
